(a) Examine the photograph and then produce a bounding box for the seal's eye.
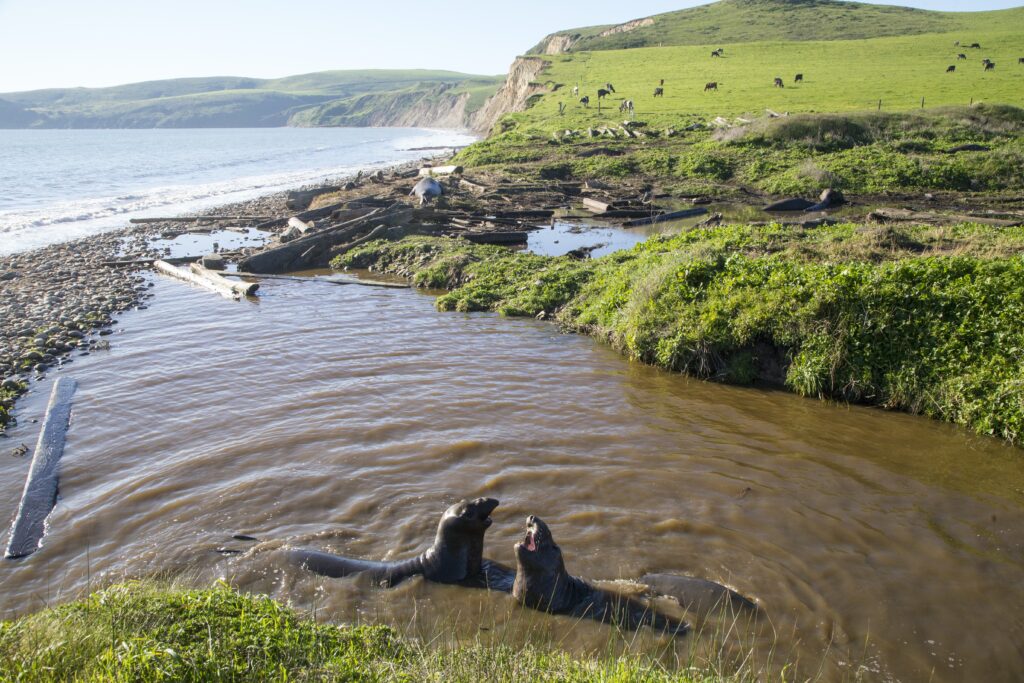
[458,507,471,518]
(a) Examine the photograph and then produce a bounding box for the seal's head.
[513,515,570,611]
[514,515,565,575]
[435,497,499,541]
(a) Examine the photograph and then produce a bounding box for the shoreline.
[0,153,447,435]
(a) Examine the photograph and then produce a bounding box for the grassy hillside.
[0,70,504,129]
[531,0,1024,52]
[460,18,1024,197]
[527,31,1023,123]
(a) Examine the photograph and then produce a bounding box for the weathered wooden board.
[622,207,708,227]
[5,377,78,559]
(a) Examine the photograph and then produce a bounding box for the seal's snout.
[474,497,499,518]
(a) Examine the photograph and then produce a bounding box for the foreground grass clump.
[338,227,1024,444]
[0,582,728,682]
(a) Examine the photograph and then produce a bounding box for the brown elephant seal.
[512,516,689,636]
[289,497,514,590]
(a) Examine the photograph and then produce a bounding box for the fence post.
[878,99,882,111]
[921,97,925,109]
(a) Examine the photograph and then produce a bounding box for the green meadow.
[526,31,1024,128]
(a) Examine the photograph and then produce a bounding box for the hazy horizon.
[1,0,1021,93]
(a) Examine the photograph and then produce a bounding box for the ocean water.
[0,127,476,255]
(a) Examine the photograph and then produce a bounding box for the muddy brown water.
[2,261,1024,681]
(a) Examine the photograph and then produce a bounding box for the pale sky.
[0,0,1020,92]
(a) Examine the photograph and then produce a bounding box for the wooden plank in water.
[154,259,240,299]
[5,377,78,559]
[622,207,708,227]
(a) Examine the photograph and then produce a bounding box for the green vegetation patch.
[457,106,1024,196]
[531,0,1024,52]
[338,226,1024,444]
[0,380,27,433]
[0,582,728,682]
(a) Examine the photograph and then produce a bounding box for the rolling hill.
[0,70,504,129]
[528,0,1024,54]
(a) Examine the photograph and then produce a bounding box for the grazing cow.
[605,82,616,93]
[619,99,634,114]
[773,77,785,88]
[985,61,996,70]
[969,43,981,49]
[659,78,665,86]
[955,40,960,46]
[580,95,590,108]
[1019,57,1024,64]
[597,88,610,100]
[572,85,579,97]
[947,65,956,73]
[704,81,718,91]
[794,73,804,83]
[711,49,723,58]
[958,53,967,60]
[653,87,664,97]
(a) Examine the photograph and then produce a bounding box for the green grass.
[0,582,752,682]
[458,104,1024,196]
[531,0,1024,53]
[522,32,1024,125]
[0,380,27,433]
[337,225,1024,445]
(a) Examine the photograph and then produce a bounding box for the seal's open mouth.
[524,529,537,552]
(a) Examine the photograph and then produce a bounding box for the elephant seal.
[512,516,689,636]
[410,177,443,206]
[640,573,757,617]
[289,497,515,590]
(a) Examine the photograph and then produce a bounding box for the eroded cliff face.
[469,57,549,134]
[596,17,654,38]
[287,84,475,130]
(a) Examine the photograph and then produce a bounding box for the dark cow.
[711,49,723,58]
[597,88,610,100]
[773,77,785,88]
[659,78,665,86]
[704,81,718,91]
[605,82,616,93]
[580,95,590,108]
[794,73,804,83]
[946,65,956,73]
[957,53,967,60]
[985,61,996,71]
[969,43,981,49]
[653,87,664,97]
[1019,57,1024,64]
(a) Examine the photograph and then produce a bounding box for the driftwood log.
[623,207,708,227]
[240,205,414,273]
[868,208,1023,227]
[5,377,78,559]
[154,260,245,298]
[189,263,259,296]
[129,216,275,224]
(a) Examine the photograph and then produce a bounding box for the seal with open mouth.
[289,497,514,590]
[513,515,689,636]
